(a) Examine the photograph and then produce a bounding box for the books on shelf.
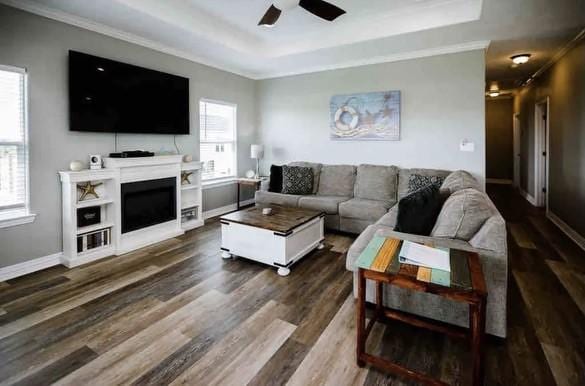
[356,237,452,287]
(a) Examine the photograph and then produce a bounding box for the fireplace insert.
[121,177,176,233]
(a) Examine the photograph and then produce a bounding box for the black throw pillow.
[394,184,447,236]
[268,165,283,192]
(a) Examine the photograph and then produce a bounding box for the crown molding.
[253,40,491,79]
[0,0,257,79]
[1,0,489,81]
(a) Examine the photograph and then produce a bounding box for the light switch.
[460,139,475,152]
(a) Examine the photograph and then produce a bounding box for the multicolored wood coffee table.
[355,236,487,386]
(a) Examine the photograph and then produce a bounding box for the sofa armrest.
[260,177,270,191]
[373,228,501,259]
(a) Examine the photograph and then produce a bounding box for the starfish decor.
[77,181,102,201]
[181,171,193,185]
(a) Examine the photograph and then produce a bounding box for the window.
[0,65,32,225]
[199,99,237,181]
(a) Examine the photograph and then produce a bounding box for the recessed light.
[97,67,105,72]
[489,91,500,97]
[511,54,531,65]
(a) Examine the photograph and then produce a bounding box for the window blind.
[199,100,237,180]
[0,67,28,212]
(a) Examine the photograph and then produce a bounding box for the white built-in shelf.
[76,221,114,235]
[182,219,204,231]
[181,184,200,191]
[75,198,114,208]
[59,169,116,183]
[73,245,116,266]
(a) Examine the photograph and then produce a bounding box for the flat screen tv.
[69,50,189,134]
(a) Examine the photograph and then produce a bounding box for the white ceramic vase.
[69,160,84,171]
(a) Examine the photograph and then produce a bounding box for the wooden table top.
[220,205,324,234]
[357,237,487,302]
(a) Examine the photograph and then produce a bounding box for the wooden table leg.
[376,281,383,317]
[470,298,486,386]
[236,182,241,210]
[356,269,366,367]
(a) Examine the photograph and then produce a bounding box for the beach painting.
[330,91,400,141]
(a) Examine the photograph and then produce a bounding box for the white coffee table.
[220,205,325,276]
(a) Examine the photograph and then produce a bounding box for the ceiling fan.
[258,0,346,27]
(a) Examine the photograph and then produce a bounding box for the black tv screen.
[69,50,189,134]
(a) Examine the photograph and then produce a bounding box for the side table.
[356,241,487,386]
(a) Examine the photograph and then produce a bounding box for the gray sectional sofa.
[255,162,508,338]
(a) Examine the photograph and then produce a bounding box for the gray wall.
[514,38,585,238]
[256,50,486,185]
[485,98,513,180]
[0,5,256,268]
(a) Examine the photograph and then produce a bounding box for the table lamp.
[250,144,264,178]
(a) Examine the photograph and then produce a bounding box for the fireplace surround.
[60,155,201,267]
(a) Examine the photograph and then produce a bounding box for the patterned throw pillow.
[407,174,445,194]
[281,166,313,195]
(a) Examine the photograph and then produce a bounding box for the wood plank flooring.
[1,185,584,385]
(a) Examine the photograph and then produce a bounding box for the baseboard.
[203,199,255,220]
[519,189,537,206]
[547,211,585,252]
[0,252,63,282]
[486,178,513,185]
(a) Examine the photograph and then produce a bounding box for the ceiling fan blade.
[258,5,282,26]
[299,0,346,21]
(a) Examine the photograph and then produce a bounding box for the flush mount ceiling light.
[489,91,500,97]
[511,54,531,65]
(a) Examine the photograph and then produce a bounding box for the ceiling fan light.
[511,54,531,64]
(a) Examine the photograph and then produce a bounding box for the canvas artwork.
[330,91,400,140]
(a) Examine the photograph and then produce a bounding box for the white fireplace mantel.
[59,155,202,267]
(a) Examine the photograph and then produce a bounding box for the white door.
[513,114,521,188]
[534,98,550,208]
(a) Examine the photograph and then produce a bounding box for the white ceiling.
[2,0,585,82]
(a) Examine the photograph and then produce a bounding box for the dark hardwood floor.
[0,185,584,385]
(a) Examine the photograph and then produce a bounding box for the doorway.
[513,113,521,188]
[534,97,550,208]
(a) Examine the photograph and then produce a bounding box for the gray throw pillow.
[431,188,496,241]
[281,166,313,195]
[440,170,480,195]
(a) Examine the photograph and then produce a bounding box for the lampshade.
[251,144,264,159]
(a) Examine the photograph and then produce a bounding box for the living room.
[0,0,584,385]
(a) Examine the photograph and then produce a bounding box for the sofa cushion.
[398,168,451,199]
[339,198,392,222]
[440,170,481,195]
[289,162,322,194]
[431,188,497,241]
[281,165,313,195]
[254,190,301,207]
[340,218,372,234]
[354,164,398,203]
[298,195,349,215]
[395,184,446,236]
[268,165,283,193]
[317,165,356,197]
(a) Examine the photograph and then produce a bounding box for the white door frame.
[534,97,550,209]
[513,113,521,188]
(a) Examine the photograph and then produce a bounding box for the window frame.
[0,64,34,228]
[199,98,238,183]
